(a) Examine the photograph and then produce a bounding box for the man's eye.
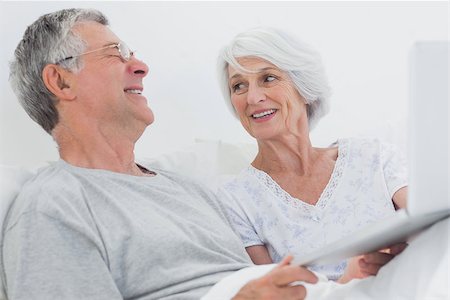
[265,75,276,82]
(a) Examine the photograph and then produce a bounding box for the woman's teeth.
[252,109,276,119]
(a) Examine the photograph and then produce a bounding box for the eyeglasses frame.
[55,42,134,65]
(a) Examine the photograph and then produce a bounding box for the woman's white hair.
[217,27,331,130]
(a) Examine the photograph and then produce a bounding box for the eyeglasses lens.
[119,43,131,61]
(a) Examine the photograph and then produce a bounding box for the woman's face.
[227,57,308,141]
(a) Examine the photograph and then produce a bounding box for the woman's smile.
[250,109,278,122]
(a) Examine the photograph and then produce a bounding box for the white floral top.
[221,138,408,280]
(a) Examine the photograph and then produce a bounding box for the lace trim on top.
[247,139,349,212]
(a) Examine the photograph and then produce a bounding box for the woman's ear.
[42,64,76,101]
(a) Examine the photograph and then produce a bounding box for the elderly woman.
[217,27,408,283]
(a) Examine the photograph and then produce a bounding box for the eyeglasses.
[56,41,134,64]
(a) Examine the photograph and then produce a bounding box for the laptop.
[293,41,450,267]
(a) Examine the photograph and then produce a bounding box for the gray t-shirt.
[2,160,251,300]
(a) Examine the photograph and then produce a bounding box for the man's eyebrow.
[103,41,119,47]
[229,67,280,81]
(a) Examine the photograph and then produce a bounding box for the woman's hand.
[232,255,318,300]
[338,242,408,283]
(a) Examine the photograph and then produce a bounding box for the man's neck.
[53,124,147,176]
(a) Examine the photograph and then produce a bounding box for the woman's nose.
[246,84,265,104]
[127,56,149,77]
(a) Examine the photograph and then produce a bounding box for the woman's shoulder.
[338,136,395,155]
[345,136,404,154]
[339,136,384,147]
[337,137,406,169]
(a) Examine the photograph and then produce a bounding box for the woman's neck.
[252,134,317,175]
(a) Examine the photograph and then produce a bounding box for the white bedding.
[202,218,449,299]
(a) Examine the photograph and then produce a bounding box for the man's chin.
[144,111,155,126]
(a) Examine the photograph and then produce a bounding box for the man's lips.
[124,86,143,95]
[124,89,142,95]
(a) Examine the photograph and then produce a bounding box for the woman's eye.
[232,83,246,93]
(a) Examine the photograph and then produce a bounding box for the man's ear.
[42,64,76,101]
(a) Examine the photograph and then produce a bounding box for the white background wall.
[0,1,448,168]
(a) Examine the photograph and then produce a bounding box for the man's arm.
[3,211,122,299]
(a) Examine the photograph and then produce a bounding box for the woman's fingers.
[361,242,408,274]
[359,259,383,275]
[360,249,401,275]
[362,251,394,266]
[389,242,408,255]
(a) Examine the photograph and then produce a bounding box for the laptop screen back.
[408,41,449,215]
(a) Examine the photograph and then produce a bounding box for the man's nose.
[128,56,149,77]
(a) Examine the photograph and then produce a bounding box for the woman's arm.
[338,187,408,283]
[246,245,273,264]
[393,186,408,209]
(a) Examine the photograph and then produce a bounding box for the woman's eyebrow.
[229,73,243,81]
[257,67,279,72]
[229,67,279,81]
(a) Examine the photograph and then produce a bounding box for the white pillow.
[138,140,257,189]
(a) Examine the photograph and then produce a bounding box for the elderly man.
[2,8,317,300]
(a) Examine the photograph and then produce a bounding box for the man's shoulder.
[6,162,85,226]
[20,161,80,196]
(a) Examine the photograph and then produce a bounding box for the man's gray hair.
[217,27,331,131]
[9,8,108,134]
